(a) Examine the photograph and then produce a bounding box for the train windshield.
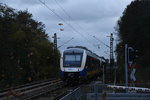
[63,54,82,67]
[65,55,81,61]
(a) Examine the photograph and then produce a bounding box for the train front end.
[60,48,86,83]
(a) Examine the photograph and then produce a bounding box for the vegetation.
[116,0,150,82]
[0,4,60,89]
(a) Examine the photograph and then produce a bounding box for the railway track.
[0,78,65,100]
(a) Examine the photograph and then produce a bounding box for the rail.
[0,78,56,93]
[0,78,64,100]
[60,87,82,100]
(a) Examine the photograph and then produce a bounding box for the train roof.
[67,46,92,53]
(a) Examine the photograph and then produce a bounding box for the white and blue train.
[60,46,106,83]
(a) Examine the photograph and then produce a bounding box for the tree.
[116,0,150,82]
[0,4,60,89]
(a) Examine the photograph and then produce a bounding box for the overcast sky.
[1,0,133,59]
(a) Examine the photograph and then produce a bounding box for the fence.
[60,82,150,100]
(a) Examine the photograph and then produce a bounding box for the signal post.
[125,44,138,89]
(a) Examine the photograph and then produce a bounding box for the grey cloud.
[0,0,133,58]
[57,0,126,22]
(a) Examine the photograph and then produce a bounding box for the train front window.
[65,55,81,61]
[63,54,82,67]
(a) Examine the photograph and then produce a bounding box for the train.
[60,46,106,83]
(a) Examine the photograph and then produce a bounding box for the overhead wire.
[54,0,101,47]
[39,0,95,47]
[54,0,110,49]
[39,0,110,54]
[55,0,115,59]
[93,36,110,48]
[54,0,73,21]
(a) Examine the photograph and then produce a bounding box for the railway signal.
[125,44,139,88]
[128,47,138,64]
[128,47,134,65]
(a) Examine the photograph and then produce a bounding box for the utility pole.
[53,33,57,51]
[107,33,114,83]
[52,33,59,66]
[110,33,114,68]
[110,33,114,83]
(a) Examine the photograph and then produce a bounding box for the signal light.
[133,50,138,59]
[128,47,138,64]
[128,47,134,64]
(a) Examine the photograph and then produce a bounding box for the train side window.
[86,56,91,69]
